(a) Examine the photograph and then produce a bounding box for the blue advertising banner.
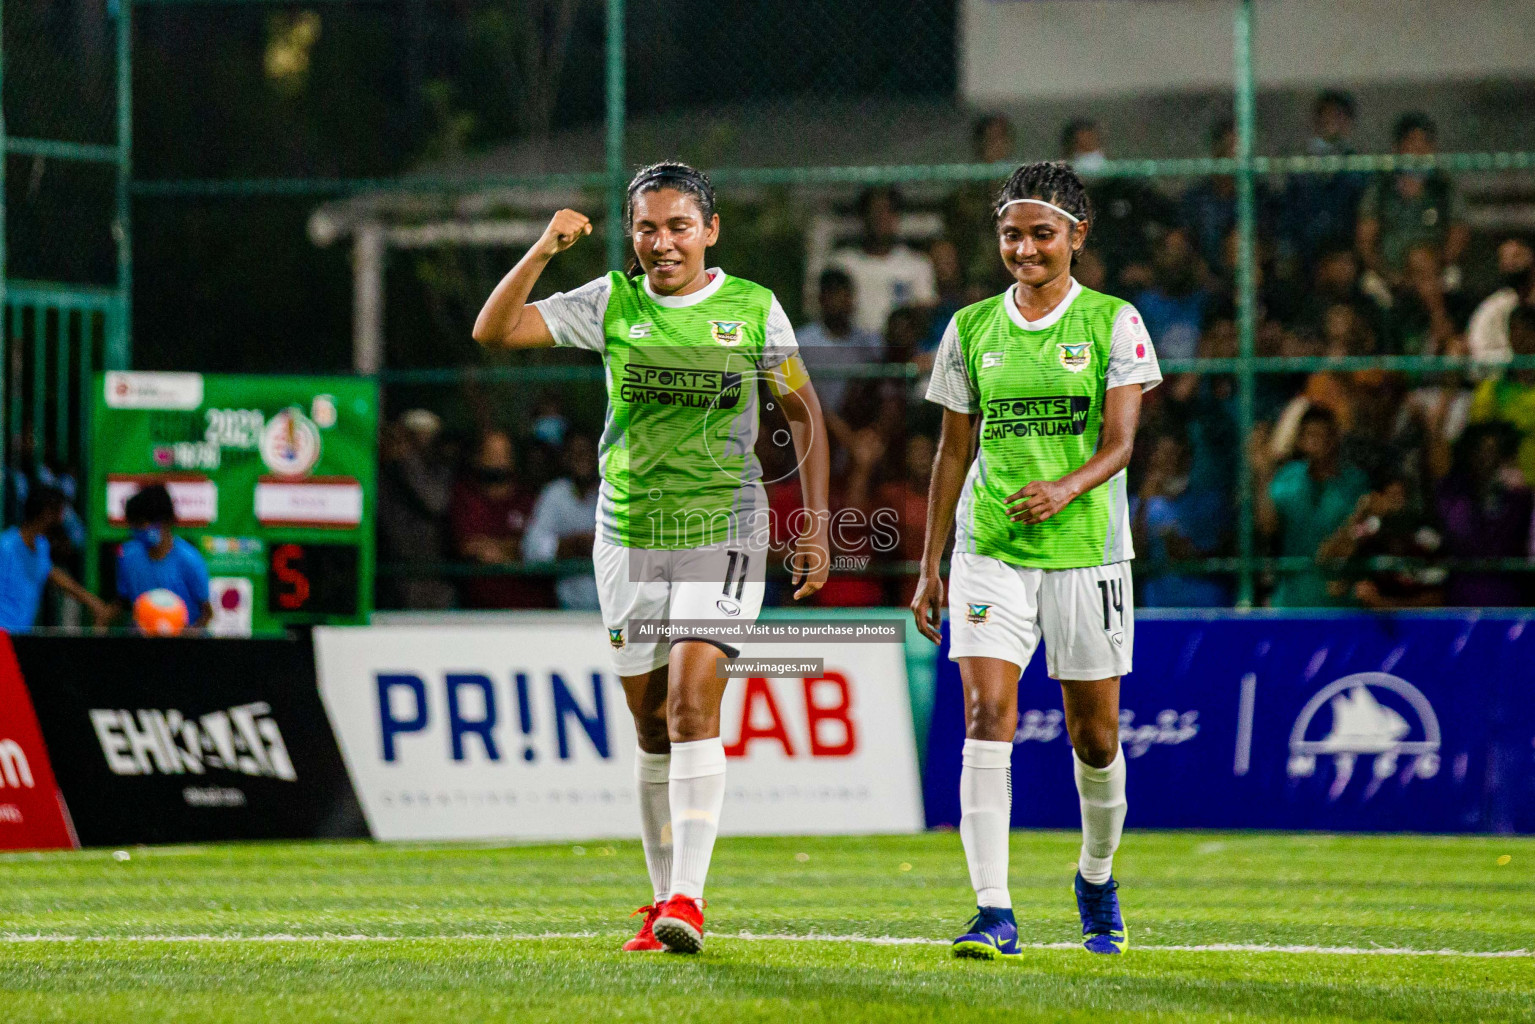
[924,612,1535,833]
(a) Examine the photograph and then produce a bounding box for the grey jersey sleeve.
[924,316,979,414]
[759,295,799,369]
[1106,304,1163,393]
[530,275,612,352]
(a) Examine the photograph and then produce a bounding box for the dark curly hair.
[124,483,176,526]
[993,160,1093,228]
[624,161,716,275]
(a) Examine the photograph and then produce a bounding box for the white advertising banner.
[314,620,924,841]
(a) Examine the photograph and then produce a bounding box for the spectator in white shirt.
[829,186,936,335]
[523,434,601,610]
[1468,237,1534,367]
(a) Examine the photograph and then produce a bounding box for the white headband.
[997,198,1081,224]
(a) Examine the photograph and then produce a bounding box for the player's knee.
[1072,726,1119,768]
[666,690,715,742]
[667,706,712,743]
[633,718,671,754]
[966,702,1016,744]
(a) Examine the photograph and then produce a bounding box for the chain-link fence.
[5,0,1535,611]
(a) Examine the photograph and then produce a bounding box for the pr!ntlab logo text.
[89,703,297,781]
[1287,672,1441,801]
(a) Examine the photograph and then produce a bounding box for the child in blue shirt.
[110,484,213,629]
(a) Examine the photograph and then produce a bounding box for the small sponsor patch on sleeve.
[1129,314,1151,362]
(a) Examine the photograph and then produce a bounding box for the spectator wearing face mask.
[523,434,601,610]
[110,484,213,629]
[450,430,549,608]
[524,394,572,492]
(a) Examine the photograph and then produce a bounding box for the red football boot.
[622,904,665,952]
[652,894,706,953]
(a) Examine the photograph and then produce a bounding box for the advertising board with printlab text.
[314,619,924,841]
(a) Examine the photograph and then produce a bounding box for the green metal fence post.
[605,0,626,273]
[1233,0,1258,608]
[56,307,72,458]
[112,0,133,370]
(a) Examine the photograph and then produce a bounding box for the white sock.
[960,738,1014,909]
[667,738,727,902]
[1074,745,1127,885]
[635,749,672,903]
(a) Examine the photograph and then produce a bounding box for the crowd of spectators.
[376,91,1535,610]
[8,90,1525,623]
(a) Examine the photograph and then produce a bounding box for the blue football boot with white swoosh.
[951,906,1022,961]
[1075,872,1128,954]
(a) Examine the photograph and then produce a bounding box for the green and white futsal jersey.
[925,279,1162,569]
[534,269,798,550]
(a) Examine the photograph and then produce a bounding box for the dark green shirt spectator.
[1358,172,1462,273]
[1268,459,1369,607]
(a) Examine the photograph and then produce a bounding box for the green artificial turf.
[1,831,1531,1023]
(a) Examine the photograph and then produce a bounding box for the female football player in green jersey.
[912,161,1162,959]
[474,162,830,954]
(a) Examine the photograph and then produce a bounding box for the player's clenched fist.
[536,209,592,259]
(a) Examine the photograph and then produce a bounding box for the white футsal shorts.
[947,553,1133,681]
[593,535,767,676]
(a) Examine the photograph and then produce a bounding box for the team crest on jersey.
[1057,342,1092,373]
[966,603,991,624]
[608,627,625,649]
[709,320,745,347]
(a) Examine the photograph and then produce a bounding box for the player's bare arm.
[1006,383,1143,525]
[911,406,977,644]
[776,367,832,600]
[471,208,592,348]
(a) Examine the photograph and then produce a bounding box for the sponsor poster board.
[13,635,368,846]
[314,619,924,841]
[90,372,377,633]
[0,635,77,850]
[925,612,1535,833]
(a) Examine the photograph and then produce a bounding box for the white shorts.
[947,554,1133,681]
[593,535,767,676]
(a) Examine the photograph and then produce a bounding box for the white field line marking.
[0,932,1530,958]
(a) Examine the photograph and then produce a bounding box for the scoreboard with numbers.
[89,373,377,634]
